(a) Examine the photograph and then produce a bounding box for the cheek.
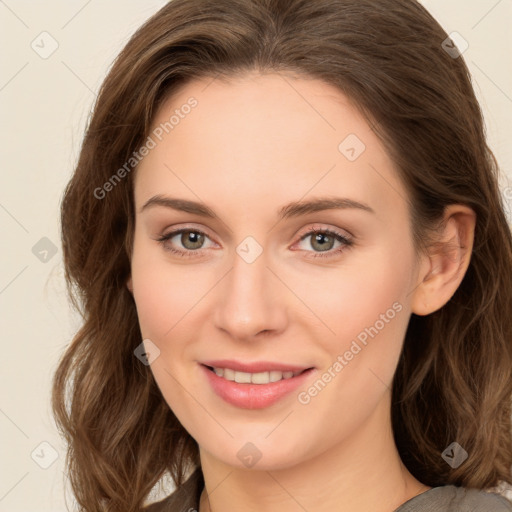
[305,243,412,344]
[130,236,206,342]
[303,242,414,389]
[289,250,412,445]
[130,241,205,423]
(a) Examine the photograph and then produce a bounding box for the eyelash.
[156,226,354,260]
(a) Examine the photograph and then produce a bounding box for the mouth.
[199,361,316,409]
[202,364,310,384]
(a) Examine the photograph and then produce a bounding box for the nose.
[213,244,288,342]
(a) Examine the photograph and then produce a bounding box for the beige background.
[0,1,511,510]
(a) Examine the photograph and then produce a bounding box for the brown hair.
[52,0,512,510]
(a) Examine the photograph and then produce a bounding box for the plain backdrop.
[1,1,511,510]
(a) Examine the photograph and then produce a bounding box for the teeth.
[269,371,283,383]
[234,371,252,383]
[211,367,302,384]
[223,368,235,381]
[252,371,272,384]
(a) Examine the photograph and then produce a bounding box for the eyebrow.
[139,195,375,219]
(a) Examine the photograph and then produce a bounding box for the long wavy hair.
[52,0,512,510]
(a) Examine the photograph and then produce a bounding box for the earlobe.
[127,276,133,294]
[411,204,476,316]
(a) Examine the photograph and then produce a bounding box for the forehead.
[148,71,372,159]
[134,72,409,224]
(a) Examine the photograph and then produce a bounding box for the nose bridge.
[213,238,286,339]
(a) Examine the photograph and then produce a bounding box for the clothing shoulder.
[395,485,512,512]
[143,476,512,512]
[143,467,203,512]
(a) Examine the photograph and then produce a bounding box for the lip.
[201,359,312,373]
[200,362,316,410]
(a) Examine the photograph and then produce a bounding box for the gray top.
[144,468,512,511]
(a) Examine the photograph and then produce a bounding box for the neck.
[198,393,430,512]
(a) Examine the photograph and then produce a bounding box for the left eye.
[296,230,346,251]
[293,228,353,258]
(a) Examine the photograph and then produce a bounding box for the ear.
[411,204,476,316]
[126,276,133,294]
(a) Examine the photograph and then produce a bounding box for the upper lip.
[201,359,314,373]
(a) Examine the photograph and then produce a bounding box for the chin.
[200,435,314,472]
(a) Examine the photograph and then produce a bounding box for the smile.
[207,366,304,384]
[200,362,316,409]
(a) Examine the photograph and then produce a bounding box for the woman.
[52,0,512,510]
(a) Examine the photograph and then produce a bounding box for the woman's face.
[130,72,422,470]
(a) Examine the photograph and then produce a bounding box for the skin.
[128,72,476,512]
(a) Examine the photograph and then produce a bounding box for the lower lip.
[200,364,315,409]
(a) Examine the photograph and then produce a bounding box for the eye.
[292,226,354,259]
[156,225,354,260]
[157,228,215,258]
